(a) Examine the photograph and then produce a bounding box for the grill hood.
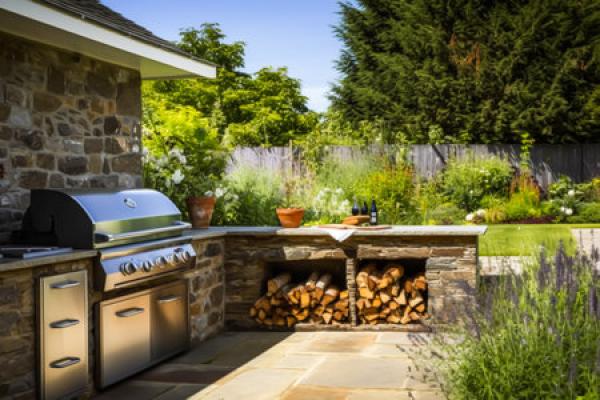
[23,189,191,249]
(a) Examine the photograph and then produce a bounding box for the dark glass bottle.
[370,199,378,225]
[352,198,359,216]
[361,201,368,215]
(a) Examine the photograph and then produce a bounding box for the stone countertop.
[187,225,488,240]
[0,249,98,274]
[0,225,487,274]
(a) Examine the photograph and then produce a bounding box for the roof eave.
[0,0,216,80]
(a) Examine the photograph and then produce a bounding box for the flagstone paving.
[94,331,445,400]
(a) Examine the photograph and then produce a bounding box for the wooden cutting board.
[318,224,392,230]
[342,215,370,225]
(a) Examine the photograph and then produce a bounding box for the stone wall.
[186,238,226,343]
[0,32,143,242]
[223,234,478,330]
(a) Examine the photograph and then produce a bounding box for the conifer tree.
[331,0,600,143]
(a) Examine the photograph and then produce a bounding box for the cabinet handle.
[157,295,182,304]
[51,280,81,289]
[50,319,80,329]
[50,357,80,369]
[115,307,144,318]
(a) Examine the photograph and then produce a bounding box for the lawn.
[479,224,600,256]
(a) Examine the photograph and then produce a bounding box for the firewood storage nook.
[221,226,486,332]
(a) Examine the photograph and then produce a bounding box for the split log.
[267,273,292,295]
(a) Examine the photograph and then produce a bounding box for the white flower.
[560,206,566,213]
[476,209,486,218]
[171,169,185,185]
[204,190,214,197]
[215,187,225,198]
[156,155,168,167]
[567,189,575,197]
[565,208,573,216]
[465,213,474,222]
[142,147,149,156]
[335,188,343,194]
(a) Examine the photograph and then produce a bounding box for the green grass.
[479,224,600,256]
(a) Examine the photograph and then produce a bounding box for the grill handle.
[51,280,81,289]
[94,221,191,244]
[50,319,80,329]
[157,295,182,305]
[116,307,145,318]
[50,357,81,369]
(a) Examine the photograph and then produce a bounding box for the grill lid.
[23,189,190,249]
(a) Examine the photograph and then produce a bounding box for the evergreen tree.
[331,0,600,143]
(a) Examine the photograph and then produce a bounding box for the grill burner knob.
[174,252,184,263]
[182,250,192,262]
[166,254,176,266]
[142,260,153,272]
[155,256,167,268]
[120,262,137,275]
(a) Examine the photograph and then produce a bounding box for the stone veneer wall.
[223,234,478,329]
[187,238,226,343]
[0,32,143,242]
[0,237,225,399]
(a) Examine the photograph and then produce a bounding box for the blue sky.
[101,0,342,112]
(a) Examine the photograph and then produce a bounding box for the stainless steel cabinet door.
[151,281,189,361]
[99,294,150,387]
[39,270,88,400]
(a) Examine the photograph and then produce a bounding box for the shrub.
[211,167,283,226]
[426,203,466,225]
[480,195,507,224]
[441,245,600,399]
[567,202,600,224]
[441,155,513,211]
[504,191,542,221]
[356,161,417,224]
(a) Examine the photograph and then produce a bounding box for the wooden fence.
[226,144,600,188]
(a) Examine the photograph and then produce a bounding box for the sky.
[101,0,343,112]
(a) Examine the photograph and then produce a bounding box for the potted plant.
[276,177,304,228]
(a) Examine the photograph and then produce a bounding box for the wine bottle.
[370,199,378,225]
[352,198,359,216]
[361,201,368,215]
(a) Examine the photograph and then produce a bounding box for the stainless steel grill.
[23,188,196,291]
[25,189,195,392]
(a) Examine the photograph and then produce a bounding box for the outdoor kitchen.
[0,1,486,400]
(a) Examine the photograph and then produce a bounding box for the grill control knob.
[155,256,167,268]
[181,250,192,262]
[174,252,185,263]
[120,262,137,275]
[142,260,153,272]
[165,254,176,266]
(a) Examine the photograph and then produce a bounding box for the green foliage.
[441,246,600,398]
[145,23,318,149]
[480,196,507,224]
[211,167,283,226]
[503,191,542,221]
[142,92,226,210]
[332,0,600,143]
[567,202,600,224]
[426,203,466,225]
[441,155,513,211]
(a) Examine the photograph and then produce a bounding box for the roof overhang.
[0,0,216,79]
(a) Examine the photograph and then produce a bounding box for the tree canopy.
[331,0,600,143]
[144,23,318,148]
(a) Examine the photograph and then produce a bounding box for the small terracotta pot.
[276,208,305,228]
[187,196,216,229]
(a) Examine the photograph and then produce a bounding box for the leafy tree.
[144,23,317,147]
[331,0,600,144]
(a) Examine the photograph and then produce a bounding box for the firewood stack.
[356,263,428,325]
[249,272,350,328]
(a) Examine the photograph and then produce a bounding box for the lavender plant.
[441,243,600,399]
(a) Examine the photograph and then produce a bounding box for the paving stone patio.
[94,331,445,400]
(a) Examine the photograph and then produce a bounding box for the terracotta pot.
[276,208,305,228]
[187,196,216,229]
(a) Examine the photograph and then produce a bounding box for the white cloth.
[316,228,356,242]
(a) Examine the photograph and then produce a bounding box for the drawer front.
[151,281,189,360]
[40,270,88,400]
[99,294,151,387]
